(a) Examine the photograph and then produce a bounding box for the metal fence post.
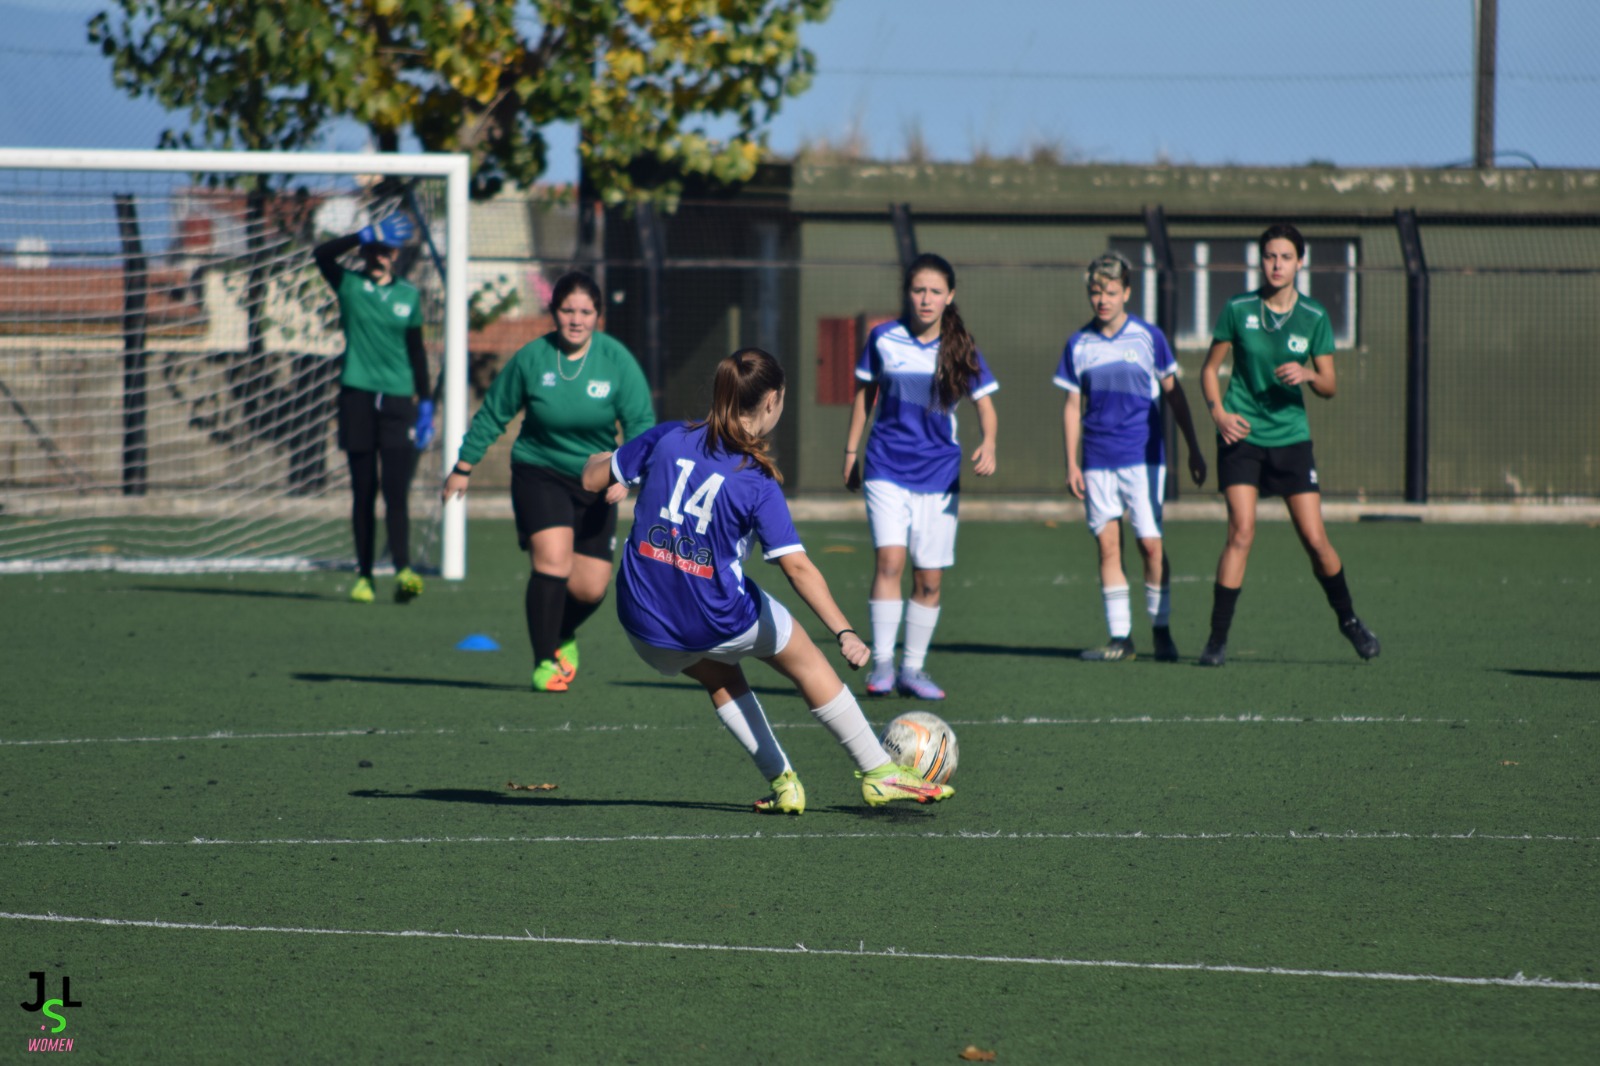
[1395,208,1430,503]
[1142,205,1181,500]
[114,194,148,496]
[635,203,668,403]
[889,203,918,274]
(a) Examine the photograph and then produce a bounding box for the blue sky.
[3,0,1597,177]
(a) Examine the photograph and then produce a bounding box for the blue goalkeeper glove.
[413,400,436,451]
[357,213,415,247]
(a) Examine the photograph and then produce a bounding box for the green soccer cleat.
[531,659,570,692]
[554,637,579,683]
[753,770,806,815]
[393,567,424,604]
[349,576,375,604]
[858,763,955,808]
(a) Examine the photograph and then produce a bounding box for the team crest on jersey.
[1288,335,1309,354]
[587,380,611,398]
[1244,314,1260,330]
[541,371,557,387]
[392,303,412,317]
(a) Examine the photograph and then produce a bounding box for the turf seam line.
[0,715,1505,746]
[3,911,1595,993]
[7,829,1595,848]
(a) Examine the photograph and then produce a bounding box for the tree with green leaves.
[88,0,832,204]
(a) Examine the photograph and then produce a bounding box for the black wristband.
[452,463,472,477]
[834,628,858,644]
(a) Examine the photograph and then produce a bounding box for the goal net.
[0,150,469,577]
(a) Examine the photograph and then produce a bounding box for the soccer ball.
[879,711,959,785]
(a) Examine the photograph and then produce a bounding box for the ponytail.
[692,348,786,483]
[905,253,980,409]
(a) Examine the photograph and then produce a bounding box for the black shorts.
[337,387,415,453]
[511,462,617,560]
[1216,439,1321,498]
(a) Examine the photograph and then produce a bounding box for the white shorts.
[627,586,795,677]
[1083,464,1166,539]
[863,479,958,570]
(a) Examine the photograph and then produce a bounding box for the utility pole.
[1474,0,1498,167]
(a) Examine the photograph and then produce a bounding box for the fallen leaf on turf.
[1499,761,1518,766]
[506,782,558,791]
[958,1046,997,1061]
[822,545,855,553]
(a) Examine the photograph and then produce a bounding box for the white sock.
[1102,585,1131,639]
[715,692,791,780]
[901,600,940,672]
[810,685,891,773]
[1146,582,1171,628]
[869,598,903,665]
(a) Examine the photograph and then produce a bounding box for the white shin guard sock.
[811,685,891,773]
[715,692,791,781]
[1102,585,1132,639]
[901,600,940,672]
[868,598,904,664]
[1146,582,1171,628]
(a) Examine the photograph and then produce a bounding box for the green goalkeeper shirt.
[457,331,656,479]
[337,270,425,396]
[1212,291,1336,448]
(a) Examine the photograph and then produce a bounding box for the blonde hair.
[1085,251,1135,289]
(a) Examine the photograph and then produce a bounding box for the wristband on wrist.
[833,627,858,644]
[452,463,473,477]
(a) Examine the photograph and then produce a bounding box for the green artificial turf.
[3,518,1597,1064]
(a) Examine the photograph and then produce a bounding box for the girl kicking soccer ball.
[581,348,954,813]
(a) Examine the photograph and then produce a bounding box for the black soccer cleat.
[1080,636,1136,662]
[1340,616,1382,660]
[1152,626,1180,663]
[1198,638,1227,667]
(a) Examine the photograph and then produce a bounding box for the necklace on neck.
[557,341,591,381]
[1260,295,1295,333]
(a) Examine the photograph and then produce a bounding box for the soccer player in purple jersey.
[1056,252,1206,662]
[841,254,999,701]
[581,348,955,813]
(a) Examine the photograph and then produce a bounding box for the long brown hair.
[692,348,786,483]
[906,253,980,408]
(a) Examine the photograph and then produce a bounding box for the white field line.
[2,911,1595,993]
[7,829,1596,849]
[0,715,1492,747]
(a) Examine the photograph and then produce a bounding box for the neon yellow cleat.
[393,567,424,604]
[531,659,569,692]
[753,770,806,815]
[349,577,375,604]
[554,637,579,683]
[858,763,955,807]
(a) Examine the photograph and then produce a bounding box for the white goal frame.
[0,148,471,579]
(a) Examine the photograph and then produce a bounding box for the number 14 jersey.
[612,421,804,652]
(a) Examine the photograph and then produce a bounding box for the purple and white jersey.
[1054,314,1176,470]
[856,320,999,494]
[612,422,804,652]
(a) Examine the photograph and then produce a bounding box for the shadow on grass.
[350,787,749,813]
[1499,668,1600,683]
[131,584,326,601]
[295,672,526,692]
[932,641,1082,659]
[607,679,795,697]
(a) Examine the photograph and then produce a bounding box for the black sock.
[560,594,605,643]
[1317,567,1356,625]
[526,571,568,663]
[1208,583,1241,644]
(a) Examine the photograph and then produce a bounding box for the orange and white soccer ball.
[878,711,959,785]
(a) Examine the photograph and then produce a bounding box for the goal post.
[0,148,470,579]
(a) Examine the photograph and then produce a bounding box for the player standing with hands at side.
[842,253,999,701]
[583,348,953,813]
[1198,223,1380,666]
[444,272,654,692]
[314,212,433,605]
[1057,252,1206,662]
